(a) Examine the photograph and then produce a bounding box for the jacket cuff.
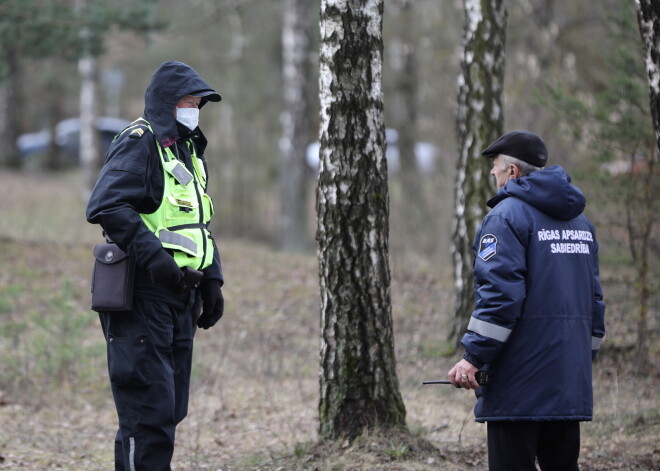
[463,351,484,369]
[202,264,224,287]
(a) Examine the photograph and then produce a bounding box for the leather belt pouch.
[91,243,135,312]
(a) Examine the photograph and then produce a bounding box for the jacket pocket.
[108,334,150,386]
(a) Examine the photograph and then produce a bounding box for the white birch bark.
[635,0,660,155]
[79,55,98,195]
[451,0,507,345]
[317,0,406,440]
[76,0,99,195]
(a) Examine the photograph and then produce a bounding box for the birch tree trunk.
[76,0,99,195]
[450,0,507,346]
[278,0,311,251]
[635,0,660,156]
[79,55,99,195]
[317,0,406,441]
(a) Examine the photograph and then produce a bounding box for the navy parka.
[462,166,606,422]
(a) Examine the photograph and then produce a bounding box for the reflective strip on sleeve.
[592,335,604,350]
[467,317,512,343]
[159,230,198,254]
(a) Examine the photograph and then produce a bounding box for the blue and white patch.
[478,234,498,261]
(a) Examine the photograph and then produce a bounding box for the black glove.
[197,280,224,329]
[146,249,183,287]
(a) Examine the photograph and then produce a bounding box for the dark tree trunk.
[0,46,23,168]
[633,0,660,370]
[44,68,68,171]
[317,0,406,441]
[278,0,311,251]
[450,0,508,347]
[393,0,423,230]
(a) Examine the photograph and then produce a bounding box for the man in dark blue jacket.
[448,130,606,471]
[87,61,225,470]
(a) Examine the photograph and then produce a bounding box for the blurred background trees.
[0,0,657,363]
[0,0,163,171]
[450,0,507,347]
[539,1,659,370]
[278,0,311,251]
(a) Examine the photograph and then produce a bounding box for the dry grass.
[0,170,657,470]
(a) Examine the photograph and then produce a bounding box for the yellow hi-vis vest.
[124,118,215,271]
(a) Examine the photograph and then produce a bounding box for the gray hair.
[499,154,542,176]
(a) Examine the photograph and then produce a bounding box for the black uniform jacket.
[86,61,223,307]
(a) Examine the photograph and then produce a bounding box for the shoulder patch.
[478,234,498,261]
[128,127,146,139]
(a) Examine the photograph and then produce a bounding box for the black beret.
[481,130,548,167]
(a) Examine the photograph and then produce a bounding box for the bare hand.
[448,359,480,390]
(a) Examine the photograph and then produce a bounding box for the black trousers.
[487,421,581,471]
[99,295,196,471]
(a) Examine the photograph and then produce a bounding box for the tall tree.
[450,0,508,346]
[391,0,423,230]
[633,0,659,371]
[278,0,312,251]
[77,0,99,192]
[0,45,22,168]
[317,0,406,440]
[636,0,660,155]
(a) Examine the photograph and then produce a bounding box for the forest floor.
[0,170,658,470]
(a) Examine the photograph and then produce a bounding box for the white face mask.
[176,107,200,130]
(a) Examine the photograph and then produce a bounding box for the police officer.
[448,130,606,471]
[87,61,225,470]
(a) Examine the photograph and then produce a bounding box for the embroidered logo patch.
[175,198,193,208]
[478,234,498,261]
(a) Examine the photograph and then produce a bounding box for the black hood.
[143,61,220,148]
[488,166,586,220]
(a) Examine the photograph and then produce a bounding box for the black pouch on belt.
[91,243,135,312]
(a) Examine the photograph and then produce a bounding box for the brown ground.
[0,170,657,470]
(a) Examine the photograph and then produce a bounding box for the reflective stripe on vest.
[159,230,198,254]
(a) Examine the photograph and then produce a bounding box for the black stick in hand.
[423,370,488,386]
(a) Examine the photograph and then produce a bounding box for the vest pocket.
[107,334,151,386]
[202,193,214,221]
[164,193,199,225]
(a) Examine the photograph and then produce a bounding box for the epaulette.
[112,118,152,142]
[127,124,150,140]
